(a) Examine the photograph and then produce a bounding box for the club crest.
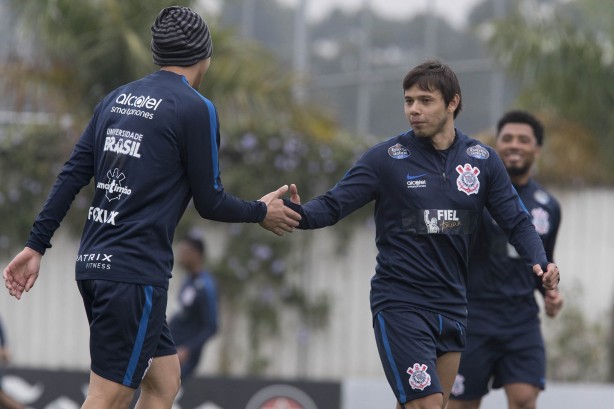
[456,163,480,195]
[531,207,550,235]
[407,363,431,391]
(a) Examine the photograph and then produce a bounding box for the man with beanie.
[3,6,301,409]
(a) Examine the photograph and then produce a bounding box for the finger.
[284,207,302,222]
[25,275,37,292]
[532,264,543,277]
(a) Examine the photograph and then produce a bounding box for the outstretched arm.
[3,247,43,300]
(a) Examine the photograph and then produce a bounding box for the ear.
[447,94,460,114]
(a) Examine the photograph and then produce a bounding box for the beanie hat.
[151,6,212,67]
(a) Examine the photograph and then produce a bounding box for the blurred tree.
[485,0,614,185]
[2,0,363,375]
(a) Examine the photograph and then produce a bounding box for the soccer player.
[283,60,560,409]
[448,111,564,409]
[3,6,300,409]
[0,316,26,409]
[169,234,218,381]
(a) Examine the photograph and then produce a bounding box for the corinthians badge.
[456,163,480,195]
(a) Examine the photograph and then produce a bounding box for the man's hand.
[3,247,42,300]
[533,263,560,290]
[259,185,301,236]
[544,289,564,318]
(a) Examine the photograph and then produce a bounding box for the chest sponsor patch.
[466,145,489,159]
[456,163,480,195]
[402,209,478,235]
[388,143,410,159]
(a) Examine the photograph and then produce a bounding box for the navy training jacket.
[285,130,549,325]
[27,70,266,289]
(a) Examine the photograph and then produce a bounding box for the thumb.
[290,184,301,204]
[274,185,289,198]
[532,264,543,277]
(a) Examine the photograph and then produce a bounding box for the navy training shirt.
[285,130,549,325]
[467,179,561,334]
[169,271,218,377]
[26,70,267,289]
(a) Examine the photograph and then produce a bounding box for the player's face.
[177,242,200,272]
[496,123,540,176]
[404,85,455,139]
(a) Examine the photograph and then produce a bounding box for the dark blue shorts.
[450,324,545,400]
[77,279,176,389]
[373,307,466,405]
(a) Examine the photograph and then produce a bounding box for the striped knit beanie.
[151,6,212,67]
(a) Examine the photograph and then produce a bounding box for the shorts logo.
[388,143,410,159]
[407,363,431,391]
[451,374,465,396]
[456,163,480,195]
[466,145,489,159]
[531,207,550,235]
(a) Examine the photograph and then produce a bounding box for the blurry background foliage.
[2,0,614,375]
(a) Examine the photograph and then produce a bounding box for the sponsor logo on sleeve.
[388,143,411,159]
[534,189,550,205]
[466,145,489,159]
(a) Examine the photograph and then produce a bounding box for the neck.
[430,128,456,150]
[160,66,199,87]
[509,172,531,187]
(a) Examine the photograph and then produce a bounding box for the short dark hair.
[181,234,206,257]
[403,59,462,118]
[496,110,544,146]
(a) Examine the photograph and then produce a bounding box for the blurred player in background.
[3,6,300,409]
[283,61,560,409]
[169,234,218,381]
[0,315,26,409]
[449,110,563,409]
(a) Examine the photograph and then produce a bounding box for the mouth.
[503,152,523,162]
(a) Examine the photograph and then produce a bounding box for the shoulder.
[456,131,496,161]
[528,180,561,211]
[362,133,411,161]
